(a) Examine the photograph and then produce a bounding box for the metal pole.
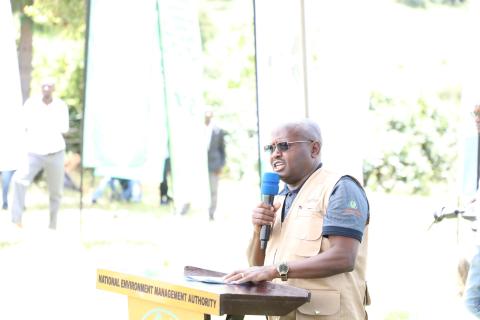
[155,0,173,210]
[79,0,91,231]
[300,0,309,118]
[252,0,262,187]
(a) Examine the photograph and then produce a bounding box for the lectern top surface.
[183,265,310,299]
[183,266,310,316]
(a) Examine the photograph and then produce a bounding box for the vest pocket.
[294,216,323,257]
[297,289,340,319]
[295,216,323,240]
[294,237,322,257]
[297,204,325,217]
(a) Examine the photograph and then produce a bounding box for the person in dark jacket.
[205,109,226,221]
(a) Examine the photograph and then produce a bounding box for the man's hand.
[252,202,280,234]
[223,265,277,284]
[247,202,281,266]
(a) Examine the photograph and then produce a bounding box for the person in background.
[159,156,173,205]
[10,78,69,229]
[1,170,15,209]
[205,108,226,221]
[91,176,141,204]
[224,119,370,320]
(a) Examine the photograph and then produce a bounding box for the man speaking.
[224,119,370,320]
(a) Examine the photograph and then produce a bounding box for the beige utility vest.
[265,168,370,320]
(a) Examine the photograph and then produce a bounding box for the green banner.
[83,0,167,182]
[83,0,208,211]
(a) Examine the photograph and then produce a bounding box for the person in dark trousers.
[1,170,15,209]
[159,156,172,205]
[205,109,226,221]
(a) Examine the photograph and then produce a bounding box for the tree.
[364,90,460,195]
[11,0,33,101]
[11,0,85,99]
[10,0,86,151]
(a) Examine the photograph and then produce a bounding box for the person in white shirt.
[10,78,69,229]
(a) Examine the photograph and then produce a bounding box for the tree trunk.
[18,6,33,102]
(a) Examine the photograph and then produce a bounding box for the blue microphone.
[260,172,280,250]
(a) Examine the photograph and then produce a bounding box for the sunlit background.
[1,0,480,319]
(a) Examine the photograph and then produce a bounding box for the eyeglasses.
[263,140,313,154]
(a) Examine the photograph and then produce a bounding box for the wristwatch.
[276,262,289,281]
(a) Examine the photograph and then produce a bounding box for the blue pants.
[92,177,141,203]
[1,170,15,208]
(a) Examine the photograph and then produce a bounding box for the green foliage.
[10,0,31,12]
[221,110,259,180]
[23,0,85,39]
[198,10,217,51]
[62,63,84,153]
[199,0,257,180]
[364,90,460,195]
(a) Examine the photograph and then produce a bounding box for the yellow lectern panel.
[128,296,204,320]
[96,269,220,316]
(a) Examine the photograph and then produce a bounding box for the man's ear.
[311,141,321,158]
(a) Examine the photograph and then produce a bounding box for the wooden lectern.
[96,266,310,319]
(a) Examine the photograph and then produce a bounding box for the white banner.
[254,0,368,181]
[304,0,370,182]
[158,0,209,211]
[0,0,24,171]
[255,0,307,173]
[458,0,480,199]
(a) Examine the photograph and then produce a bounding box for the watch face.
[278,263,288,273]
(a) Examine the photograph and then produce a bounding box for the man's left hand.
[223,265,277,284]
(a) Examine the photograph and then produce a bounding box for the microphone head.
[261,172,280,196]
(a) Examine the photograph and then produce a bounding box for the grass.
[385,311,410,320]
[1,178,478,319]
[0,241,19,249]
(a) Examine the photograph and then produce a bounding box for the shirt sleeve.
[322,176,369,242]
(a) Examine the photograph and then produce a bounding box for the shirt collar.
[278,162,323,195]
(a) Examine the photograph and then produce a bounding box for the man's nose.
[271,148,282,157]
